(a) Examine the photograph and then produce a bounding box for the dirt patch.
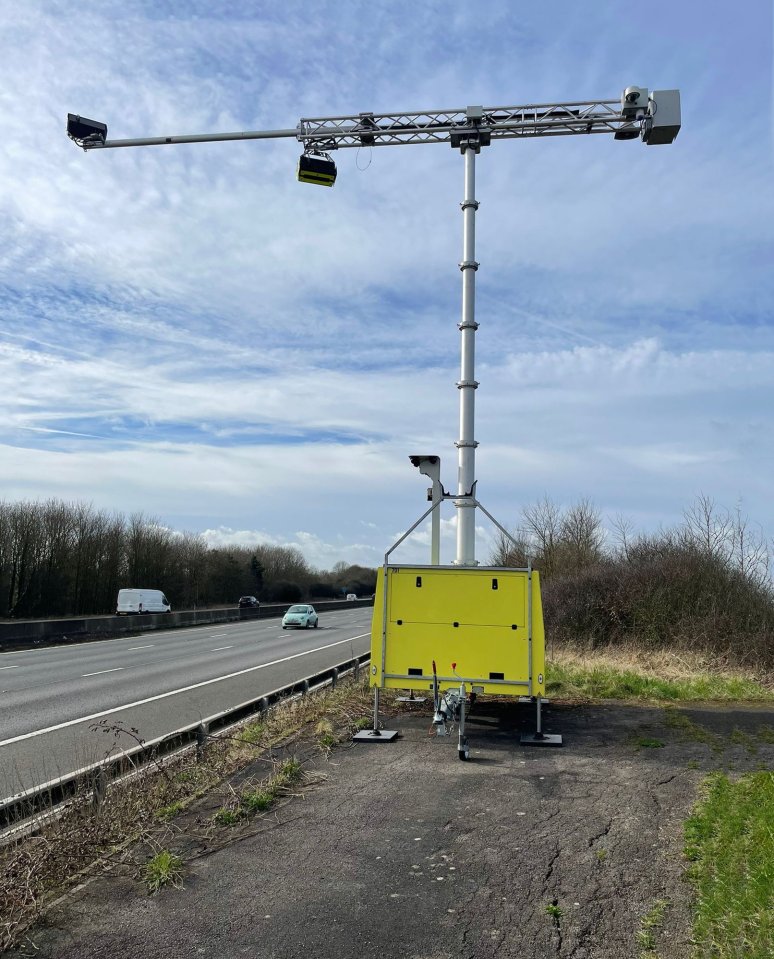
[7,698,774,959]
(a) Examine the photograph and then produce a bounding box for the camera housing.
[67,114,107,143]
[621,86,649,119]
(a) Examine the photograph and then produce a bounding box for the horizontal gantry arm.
[72,95,661,152]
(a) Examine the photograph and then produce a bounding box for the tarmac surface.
[10,696,774,959]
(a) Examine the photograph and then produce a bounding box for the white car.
[282,604,319,629]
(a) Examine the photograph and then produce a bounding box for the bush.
[542,541,774,667]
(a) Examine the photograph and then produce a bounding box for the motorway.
[0,606,373,802]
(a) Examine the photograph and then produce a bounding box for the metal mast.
[68,88,680,565]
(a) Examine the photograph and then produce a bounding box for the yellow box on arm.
[370,565,545,697]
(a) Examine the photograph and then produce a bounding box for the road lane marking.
[83,668,125,677]
[128,645,154,651]
[0,633,370,747]
[0,665,21,671]
[212,646,233,651]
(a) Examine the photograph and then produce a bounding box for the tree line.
[0,499,377,619]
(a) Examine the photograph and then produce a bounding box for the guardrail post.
[91,767,107,810]
[301,679,310,695]
[331,667,338,688]
[260,697,270,714]
[196,722,209,762]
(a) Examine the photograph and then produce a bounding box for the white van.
[116,588,171,615]
[346,593,357,601]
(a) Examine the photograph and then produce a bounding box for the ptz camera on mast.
[67,83,680,758]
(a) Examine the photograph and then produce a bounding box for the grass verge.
[547,645,774,703]
[684,771,774,958]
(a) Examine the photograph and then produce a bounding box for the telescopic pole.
[455,143,480,565]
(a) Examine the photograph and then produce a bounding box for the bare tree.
[488,529,531,567]
[522,496,562,576]
[559,498,605,570]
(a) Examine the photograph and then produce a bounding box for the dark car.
[238,596,260,609]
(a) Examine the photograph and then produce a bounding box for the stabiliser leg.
[457,682,470,761]
[520,694,563,747]
[353,686,398,743]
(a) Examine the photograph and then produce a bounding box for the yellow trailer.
[355,560,561,756]
[370,564,545,697]
[353,498,562,756]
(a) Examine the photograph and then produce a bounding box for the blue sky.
[0,0,772,568]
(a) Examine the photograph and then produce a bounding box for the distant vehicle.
[238,596,260,609]
[282,604,318,629]
[116,588,171,615]
[346,593,357,601]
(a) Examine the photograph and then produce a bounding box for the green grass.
[636,737,665,749]
[142,849,184,893]
[546,661,774,703]
[545,902,562,920]
[684,771,774,958]
[636,898,669,956]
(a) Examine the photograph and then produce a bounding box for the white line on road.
[0,633,370,747]
[128,645,154,651]
[212,646,233,651]
[82,668,125,678]
[0,665,21,671]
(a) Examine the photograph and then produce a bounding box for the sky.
[0,0,772,571]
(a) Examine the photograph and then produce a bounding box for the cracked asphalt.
[12,698,774,959]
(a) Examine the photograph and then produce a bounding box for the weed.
[142,849,183,893]
[155,801,184,820]
[635,898,668,955]
[730,727,757,753]
[756,725,774,744]
[240,789,273,813]
[315,718,338,751]
[662,709,723,752]
[274,758,302,786]
[353,717,371,731]
[238,722,265,745]
[545,902,562,920]
[686,759,701,770]
[595,848,607,861]
[635,928,656,951]
[636,737,665,749]
[212,808,241,826]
